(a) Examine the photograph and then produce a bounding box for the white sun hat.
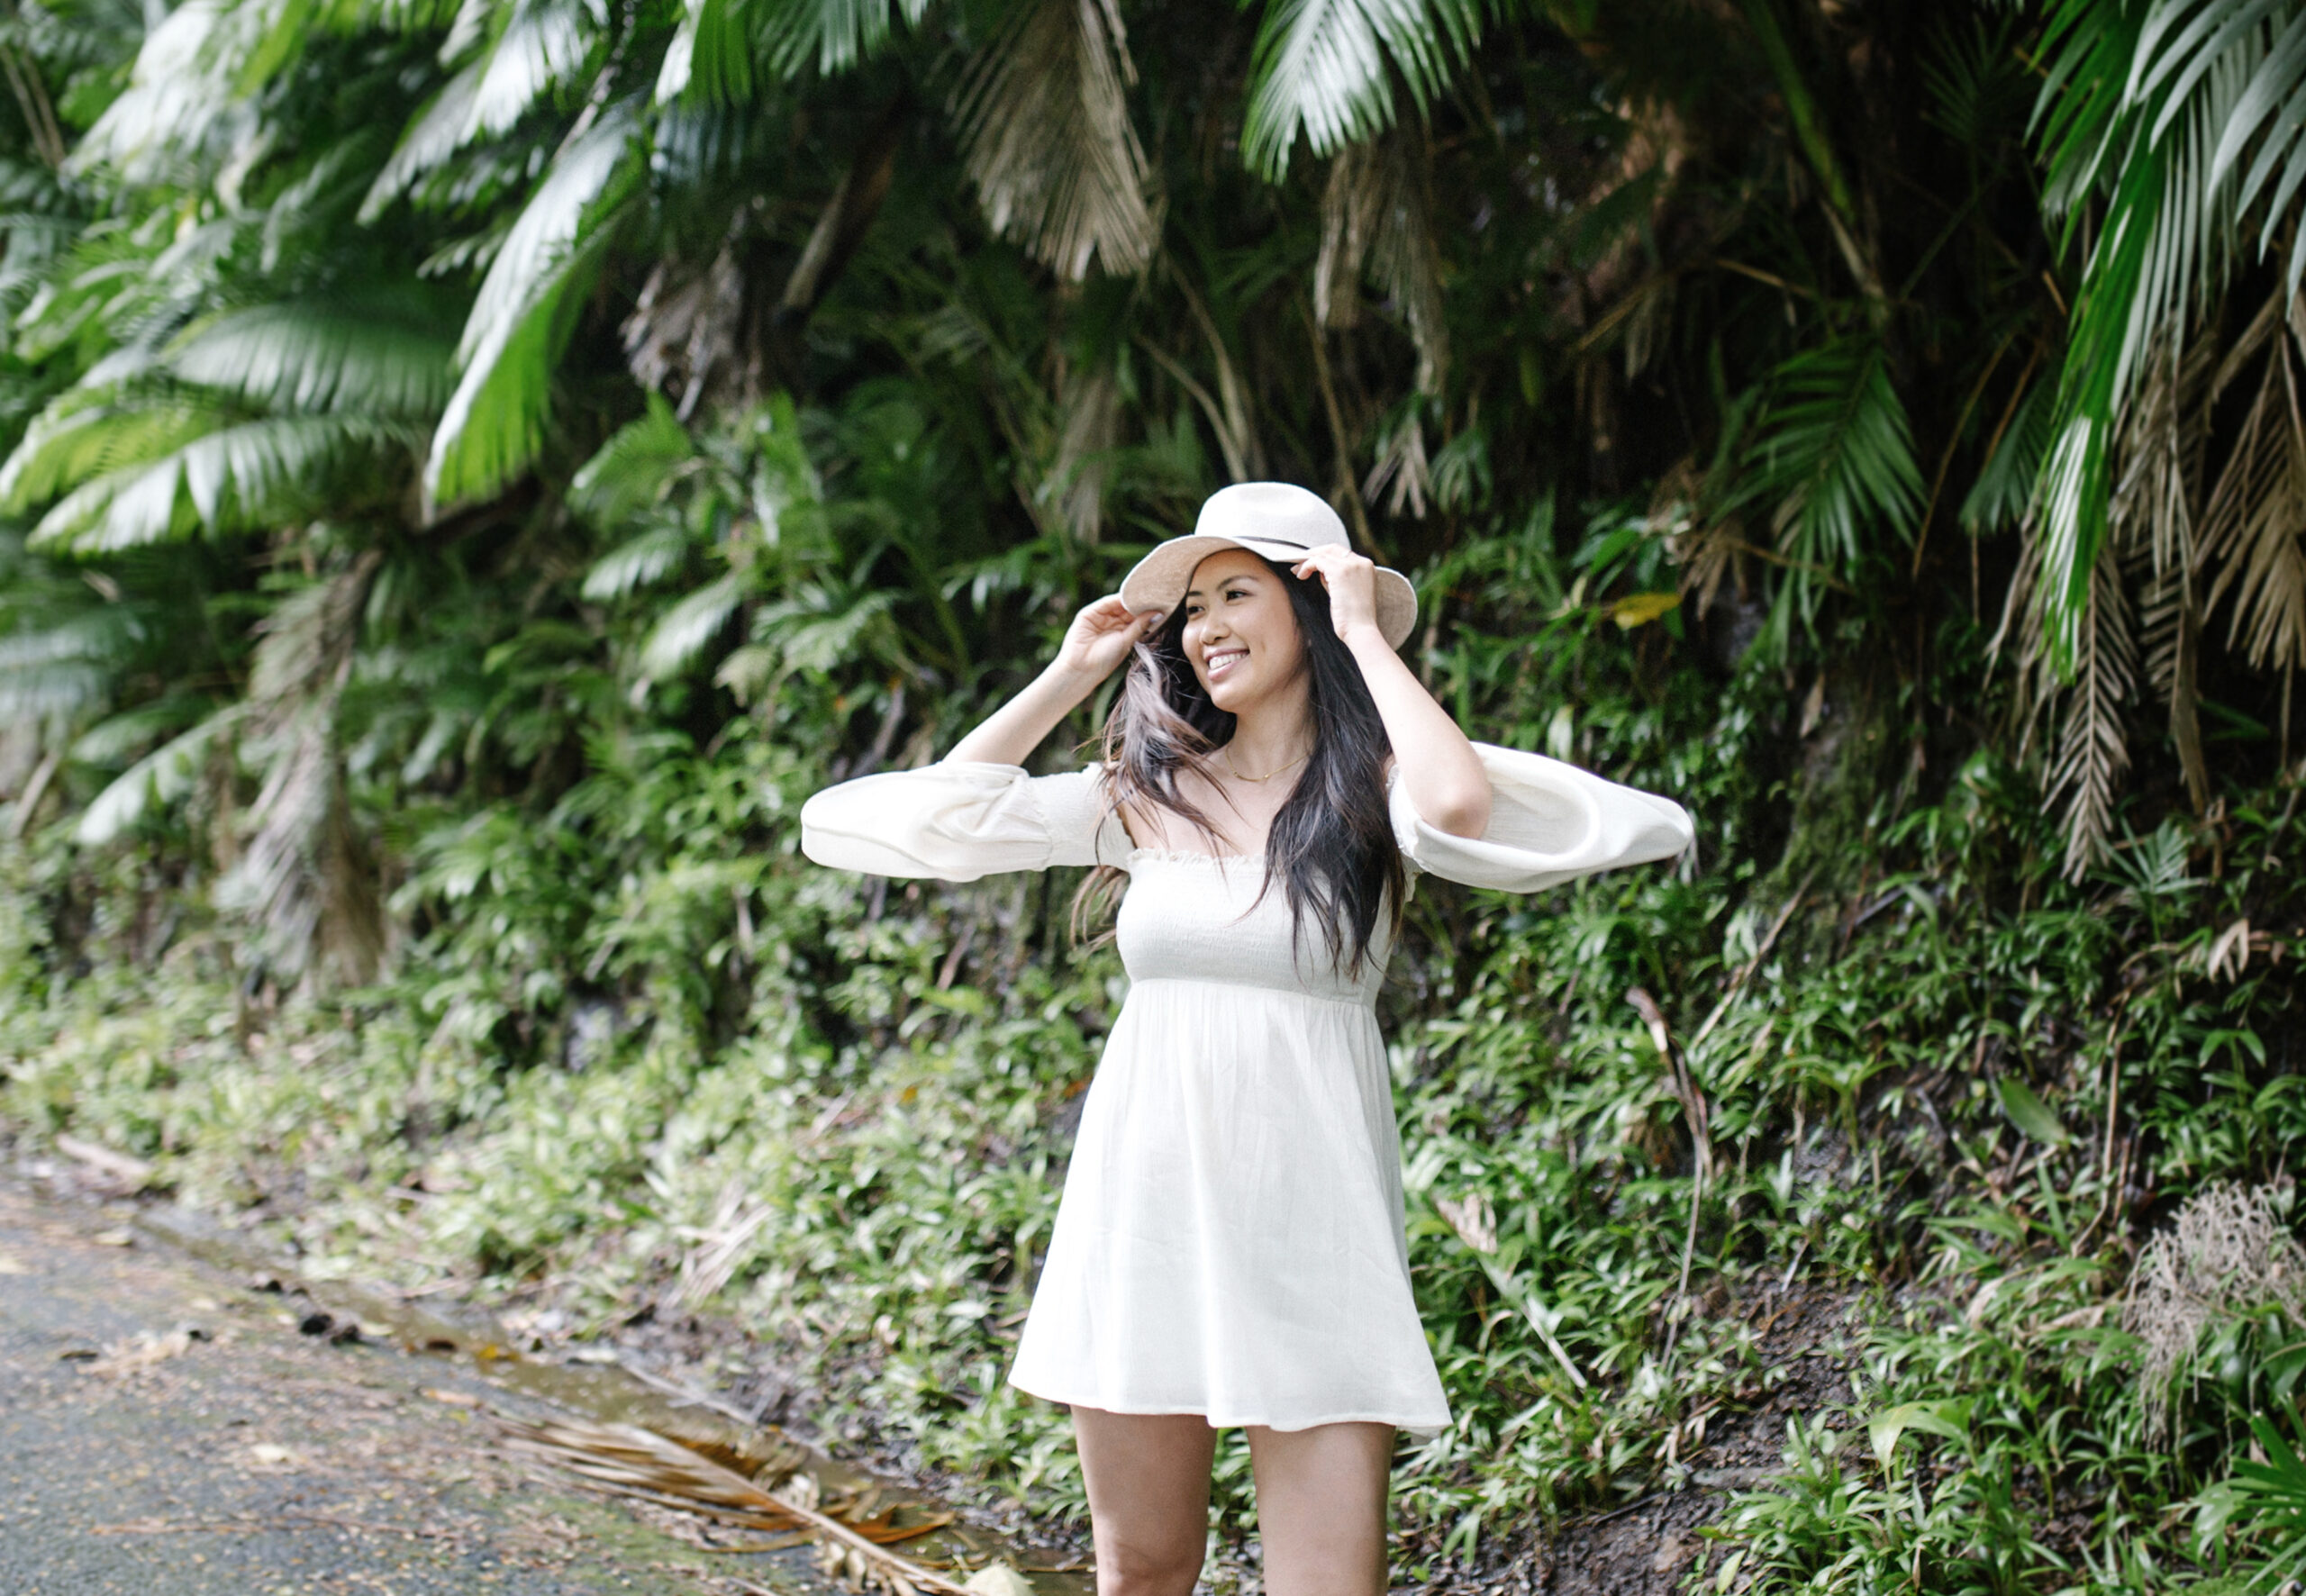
[1120,482,1420,650]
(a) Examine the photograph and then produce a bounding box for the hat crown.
[1194,482,1347,551]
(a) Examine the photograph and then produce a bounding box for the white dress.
[800,743,1693,1436]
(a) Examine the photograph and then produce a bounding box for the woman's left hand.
[1291,544,1381,642]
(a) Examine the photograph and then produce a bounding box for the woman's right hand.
[1058,595,1163,683]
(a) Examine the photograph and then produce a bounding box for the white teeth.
[1207,649,1246,678]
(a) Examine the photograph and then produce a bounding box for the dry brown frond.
[1362,408,1430,519]
[1315,130,1448,396]
[1042,360,1118,543]
[622,245,743,420]
[499,1415,967,1593]
[2111,334,2216,813]
[953,0,1158,281]
[2006,530,2138,880]
[2202,293,2306,673]
[2124,1182,2306,1443]
[222,550,386,984]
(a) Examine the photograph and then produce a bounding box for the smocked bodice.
[1115,851,1390,1005]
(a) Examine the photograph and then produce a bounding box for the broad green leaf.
[1995,1075,2073,1146]
[1867,1399,1973,1469]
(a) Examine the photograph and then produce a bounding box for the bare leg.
[1246,1422,1394,1596]
[1072,1407,1219,1596]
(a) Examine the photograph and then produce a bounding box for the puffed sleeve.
[800,762,1128,882]
[1389,742,1693,892]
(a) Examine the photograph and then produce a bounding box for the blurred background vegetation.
[7,0,2306,1588]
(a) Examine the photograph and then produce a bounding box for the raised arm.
[946,595,1164,766]
[1290,545,1491,839]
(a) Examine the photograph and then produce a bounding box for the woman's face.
[1180,549,1305,714]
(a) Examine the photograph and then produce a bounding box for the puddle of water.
[133,1203,1093,1593]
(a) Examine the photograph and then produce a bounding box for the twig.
[696,1535,813,1553]
[1689,874,1815,1050]
[55,1133,154,1186]
[1630,987,1711,1365]
[613,1356,776,1431]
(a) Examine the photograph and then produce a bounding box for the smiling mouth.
[1205,648,1248,682]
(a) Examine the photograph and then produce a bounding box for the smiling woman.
[798,482,1693,1596]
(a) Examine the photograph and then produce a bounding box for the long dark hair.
[1076,557,1404,975]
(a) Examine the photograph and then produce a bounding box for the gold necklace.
[1223,748,1310,784]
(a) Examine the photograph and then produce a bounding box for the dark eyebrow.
[1183,573,1260,599]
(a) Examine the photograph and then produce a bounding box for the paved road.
[0,1178,828,1596]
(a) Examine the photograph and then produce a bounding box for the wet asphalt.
[0,1177,827,1596]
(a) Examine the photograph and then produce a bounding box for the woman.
[801,482,1693,1595]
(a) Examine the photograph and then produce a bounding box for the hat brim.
[1120,534,1419,651]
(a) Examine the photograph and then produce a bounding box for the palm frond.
[426,100,642,510]
[1960,361,2061,534]
[466,0,604,141]
[359,60,485,222]
[1921,12,2032,150]
[68,0,247,184]
[169,304,456,418]
[952,0,1158,280]
[2113,331,2219,809]
[584,526,690,599]
[30,415,415,554]
[0,607,142,728]
[220,552,387,984]
[753,0,936,78]
[1040,359,1117,541]
[76,703,245,846]
[2030,0,2300,667]
[570,394,694,530]
[654,0,751,104]
[70,694,217,766]
[1240,0,1484,179]
[1315,129,1447,394]
[0,396,216,512]
[2047,551,2140,876]
[2202,298,2306,668]
[2000,515,2142,876]
[1741,338,1923,630]
[640,570,746,680]
[2219,7,2306,293]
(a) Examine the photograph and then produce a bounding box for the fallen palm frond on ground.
[496,1413,968,1595]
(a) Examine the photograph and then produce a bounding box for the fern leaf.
[570,393,694,530]
[584,527,691,599]
[640,571,747,679]
[1751,339,1924,594]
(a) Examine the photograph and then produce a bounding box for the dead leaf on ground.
[497,1415,968,1594]
[247,1443,296,1466]
[91,1229,134,1247]
[0,1253,29,1274]
[81,1327,198,1377]
[55,1134,155,1188]
[422,1387,485,1409]
[962,1565,1037,1596]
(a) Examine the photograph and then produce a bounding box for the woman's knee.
[1094,1526,1207,1595]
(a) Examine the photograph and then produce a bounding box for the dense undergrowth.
[8,407,2306,1593]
